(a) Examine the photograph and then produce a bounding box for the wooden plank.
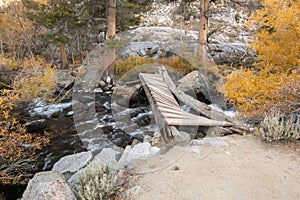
[151,92,179,106]
[159,67,233,122]
[157,106,184,115]
[166,117,231,126]
[139,73,173,143]
[155,102,182,111]
[139,71,246,144]
[158,67,249,134]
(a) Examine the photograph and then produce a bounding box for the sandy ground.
[128,134,300,200]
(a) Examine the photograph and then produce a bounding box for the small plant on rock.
[256,109,300,141]
[76,162,121,200]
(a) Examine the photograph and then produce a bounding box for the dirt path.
[128,134,300,200]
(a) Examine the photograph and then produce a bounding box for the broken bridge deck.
[139,72,236,143]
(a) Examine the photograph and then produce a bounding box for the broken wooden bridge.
[139,67,249,144]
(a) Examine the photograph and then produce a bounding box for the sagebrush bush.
[256,109,300,141]
[76,162,121,200]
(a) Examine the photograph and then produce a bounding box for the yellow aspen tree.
[223,0,300,117]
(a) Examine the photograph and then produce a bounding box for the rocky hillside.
[141,0,258,43]
[111,0,259,69]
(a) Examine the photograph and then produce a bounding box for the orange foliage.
[116,56,154,77]
[223,0,300,118]
[0,0,37,58]
[248,0,300,73]
[0,90,49,185]
[223,68,299,117]
[157,56,195,75]
[116,55,195,78]
[0,55,57,100]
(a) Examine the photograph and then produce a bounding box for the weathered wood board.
[139,70,247,143]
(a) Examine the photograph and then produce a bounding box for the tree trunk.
[106,0,116,40]
[59,43,68,69]
[58,29,68,69]
[104,0,116,82]
[198,0,210,64]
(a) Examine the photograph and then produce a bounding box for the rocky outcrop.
[141,0,253,43]
[92,148,122,166]
[21,171,76,200]
[175,70,212,103]
[116,26,254,67]
[67,148,123,189]
[52,151,93,174]
[126,142,161,163]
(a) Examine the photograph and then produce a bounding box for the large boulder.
[175,70,211,103]
[67,148,122,189]
[21,171,76,200]
[126,142,161,163]
[92,148,122,167]
[112,86,136,107]
[208,42,254,67]
[52,151,93,174]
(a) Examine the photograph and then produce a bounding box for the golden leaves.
[223,68,300,117]
[0,0,36,58]
[0,91,50,185]
[115,55,195,78]
[248,0,300,73]
[222,0,300,118]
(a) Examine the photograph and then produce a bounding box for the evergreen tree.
[23,0,87,68]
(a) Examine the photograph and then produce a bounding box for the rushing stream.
[1,88,238,199]
[1,80,163,199]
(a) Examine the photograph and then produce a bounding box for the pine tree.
[23,0,86,68]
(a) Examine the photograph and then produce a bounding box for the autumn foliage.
[0,90,49,185]
[0,53,56,185]
[223,0,300,118]
[13,57,57,100]
[116,55,195,78]
[0,0,38,59]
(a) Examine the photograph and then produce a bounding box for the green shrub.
[76,162,121,200]
[256,109,300,141]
